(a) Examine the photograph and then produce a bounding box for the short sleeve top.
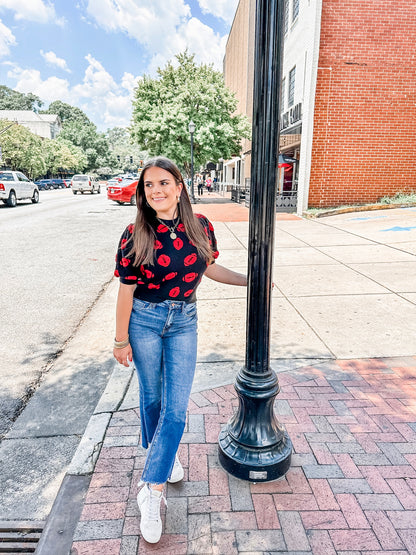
[114,214,219,303]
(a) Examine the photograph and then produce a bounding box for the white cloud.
[85,0,228,72]
[0,18,16,57]
[197,0,239,25]
[0,0,65,25]
[8,56,141,130]
[40,50,71,72]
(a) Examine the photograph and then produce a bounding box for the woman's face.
[143,166,183,219]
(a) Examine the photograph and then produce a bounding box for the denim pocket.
[183,302,197,318]
[133,298,153,311]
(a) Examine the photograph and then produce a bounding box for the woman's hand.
[113,344,133,367]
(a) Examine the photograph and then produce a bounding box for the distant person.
[206,176,212,194]
[197,174,204,196]
[113,157,247,544]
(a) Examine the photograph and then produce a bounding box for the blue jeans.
[129,298,198,485]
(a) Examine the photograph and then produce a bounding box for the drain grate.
[0,521,44,554]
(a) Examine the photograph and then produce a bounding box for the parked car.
[51,178,66,189]
[71,174,101,194]
[107,178,138,205]
[0,170,39,207]
[34,179,54,190]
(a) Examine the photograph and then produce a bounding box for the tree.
[42,101,112,171]
[42,137,87,175]
[106,126,147,173]
[0,85,43,111]
[0,121,45,178]
[41,100,91,125]
[130,51,251,174]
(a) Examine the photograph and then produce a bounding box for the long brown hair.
[127,157,214,266]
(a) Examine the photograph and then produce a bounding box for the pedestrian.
[113,157,247,544]
[197,174,204,196]
[206,176,212,194]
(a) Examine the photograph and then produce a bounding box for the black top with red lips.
[114,214,219,303]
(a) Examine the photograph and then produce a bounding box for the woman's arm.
[204,263,247,286]
[113,282,136,367]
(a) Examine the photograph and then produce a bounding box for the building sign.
[281,102,302,131]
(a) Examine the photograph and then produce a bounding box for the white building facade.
[0,110,62,140]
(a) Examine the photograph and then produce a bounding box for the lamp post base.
[218,429,291,482]
[218,368,292,482]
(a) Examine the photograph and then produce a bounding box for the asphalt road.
[0,187,136,436]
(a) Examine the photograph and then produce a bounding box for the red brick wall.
[308,0,416,207]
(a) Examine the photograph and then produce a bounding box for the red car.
[107,178,137,205]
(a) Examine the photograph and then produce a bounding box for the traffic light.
[117,155,120,162]
[130,156,133,164]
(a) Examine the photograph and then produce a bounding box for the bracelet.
[114,336,130,349]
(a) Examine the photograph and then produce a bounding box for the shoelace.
[147,488,167,521]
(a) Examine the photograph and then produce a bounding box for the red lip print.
[114,269,120,277]
[169,287,180,297]
[183,272,198,282]
[143,269,154,279]
[128,224,135,233]
[157,224,169,233]
[184,289,194,297]
[121,238,128,249]
[208,222,214,231]
[126,276,137,280]
[177,223,185,232]
[158,254,171,267]
[164,272,177,280]
[184,253,197,266]
[154,240,163,249]
[121,258,130,267]
[148,283,161,289]
[173,238,184,250]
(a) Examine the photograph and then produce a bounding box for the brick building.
[224,0,416,212]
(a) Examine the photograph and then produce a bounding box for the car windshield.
[73,175,89,181]
[0,172,14,181]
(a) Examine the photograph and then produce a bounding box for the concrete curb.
[36,363,133,554]
[303,202,416,218]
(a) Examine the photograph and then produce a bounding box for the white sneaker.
[167,454,184,483]
[137,484,165,543]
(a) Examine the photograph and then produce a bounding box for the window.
[0,172,14,181]
[292,0,299,22]
[288,66,296,107]
[284,0,289,34]
[281,77,286,112]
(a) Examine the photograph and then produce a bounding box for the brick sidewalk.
[71,357,416,554]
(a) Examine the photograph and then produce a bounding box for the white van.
[71,175,101,195]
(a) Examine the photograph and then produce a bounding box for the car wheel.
[81,191,84,194]
[6,190,17,207]
[31,190,40,204]
[130,195,136,206]
[117,201,124,205]
[97,186,101,194]
[73,191,77,195]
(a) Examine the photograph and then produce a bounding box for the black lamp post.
[188,120,196,203]
[218,0,292,482]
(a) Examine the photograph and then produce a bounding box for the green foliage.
[0,121,45,178]
[41,100,91,125]
[42,137,87,175]
[0,85,43,111]
[106,126,147,172]
[130,51,251,173]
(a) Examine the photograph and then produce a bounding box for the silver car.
[71,174,101,195]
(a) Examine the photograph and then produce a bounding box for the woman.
[113,157,246,544]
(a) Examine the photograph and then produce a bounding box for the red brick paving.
[71,357,416,553]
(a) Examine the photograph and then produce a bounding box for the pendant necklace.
[157,216,180,240]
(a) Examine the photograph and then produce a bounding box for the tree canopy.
[41,100,92,125]
[0,85,43,111]
[130,51,250,174]
[106,127,147,173]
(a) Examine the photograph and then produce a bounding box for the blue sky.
[0,0,238,130]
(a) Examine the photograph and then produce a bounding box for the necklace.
[156,216,180,239]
